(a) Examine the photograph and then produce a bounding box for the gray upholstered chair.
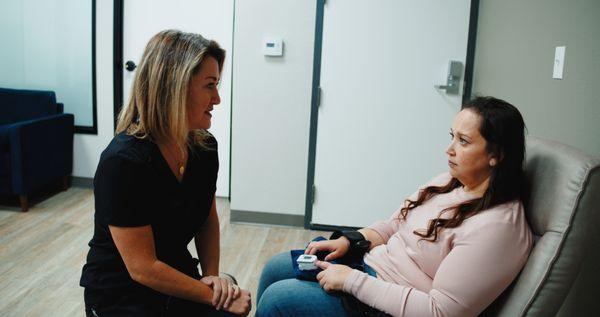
[482,137,600,316]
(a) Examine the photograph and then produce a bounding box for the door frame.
[113,0,124,129]
[77,0,99,134]
[303,0,481,230]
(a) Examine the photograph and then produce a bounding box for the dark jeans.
[84,286,237,317]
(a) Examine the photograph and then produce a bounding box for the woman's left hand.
[200,275,241,310]
[315,260,353,292]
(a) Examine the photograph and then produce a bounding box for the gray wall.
[474,1,600,314]
[230,0,316,217]
[473,0,600,156]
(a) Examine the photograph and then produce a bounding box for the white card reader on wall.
[263,37,283,56]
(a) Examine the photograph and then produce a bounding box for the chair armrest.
[7,113,74,194]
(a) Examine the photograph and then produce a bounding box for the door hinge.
[317,87,322,107]
[311,185,316,204]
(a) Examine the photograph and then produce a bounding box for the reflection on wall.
[0,0,94,129]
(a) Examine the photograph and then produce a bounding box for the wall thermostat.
[263,38,283,56]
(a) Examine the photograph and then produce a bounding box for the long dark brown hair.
[400,96,527,242]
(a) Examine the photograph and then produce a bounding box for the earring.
[490,159,497,166]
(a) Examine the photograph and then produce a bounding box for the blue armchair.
[0,87,74,211]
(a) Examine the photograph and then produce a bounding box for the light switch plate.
[553,46,566,79]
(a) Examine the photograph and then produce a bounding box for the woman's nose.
[446,142,454,156]
[213,90,221,105]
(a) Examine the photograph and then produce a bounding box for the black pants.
[84,286,238,317]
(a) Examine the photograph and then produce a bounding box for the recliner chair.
[482,137,600,316]
[0,87,74,211]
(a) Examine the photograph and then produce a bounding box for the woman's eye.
[459,138,468,145]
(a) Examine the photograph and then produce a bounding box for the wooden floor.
[0,187,328,317]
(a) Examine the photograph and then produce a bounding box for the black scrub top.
[80,132,218,290]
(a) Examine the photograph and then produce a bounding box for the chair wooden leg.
[19,195,29,212]
[61,175,70,191]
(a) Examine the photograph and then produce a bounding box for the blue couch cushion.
[0,125,8,152]
[0,125,11,193]
[0,150,10,194]
[0,88,58,125]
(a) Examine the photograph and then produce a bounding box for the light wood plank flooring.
[0,187,329,317]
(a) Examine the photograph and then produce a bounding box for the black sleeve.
[93,155,153,227]
[208,136,219,174]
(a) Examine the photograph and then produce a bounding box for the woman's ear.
[490,148,504,167]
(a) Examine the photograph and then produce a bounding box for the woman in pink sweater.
[256,96,533,317]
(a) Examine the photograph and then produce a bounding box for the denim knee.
[256,280,297,317]
[257,279,349,317]
[257,252,294,302]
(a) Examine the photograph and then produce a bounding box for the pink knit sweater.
[343,173,533,317]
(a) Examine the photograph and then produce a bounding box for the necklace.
[162,144,186,176]
[177,161,185,176]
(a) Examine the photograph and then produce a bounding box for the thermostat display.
[263,38,283,56]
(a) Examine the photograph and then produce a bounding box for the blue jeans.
[256,252,361,317]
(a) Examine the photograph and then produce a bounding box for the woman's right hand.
[305,237,350,261]
[224,289,251,316]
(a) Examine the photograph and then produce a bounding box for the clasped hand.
[200,275,251,315]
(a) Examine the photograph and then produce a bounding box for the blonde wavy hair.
[116,29,225,152]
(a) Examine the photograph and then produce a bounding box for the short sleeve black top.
[80,132,218,289]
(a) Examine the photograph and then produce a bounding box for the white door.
[311,0,472,227]
[123,0,233,197]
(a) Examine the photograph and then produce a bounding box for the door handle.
[125,60,137,72]
[435,60,462,95]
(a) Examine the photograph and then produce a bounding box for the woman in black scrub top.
[80,30,251,317]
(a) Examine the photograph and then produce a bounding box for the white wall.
[72,0,115,179]
[230,0,316,215]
